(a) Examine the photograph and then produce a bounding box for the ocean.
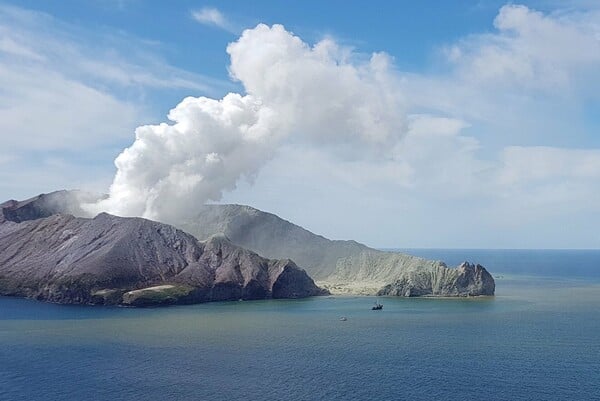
[1,249,599,401]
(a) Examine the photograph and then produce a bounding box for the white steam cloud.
[89,24,407,223]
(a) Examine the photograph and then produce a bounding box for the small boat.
[339,316,347,321]
[372,300,383,310]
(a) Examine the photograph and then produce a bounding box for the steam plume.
[89,24,406,222]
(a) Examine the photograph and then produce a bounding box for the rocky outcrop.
[0,212,327,306]
[376,262,495,297]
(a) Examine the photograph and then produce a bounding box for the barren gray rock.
[376,262,496,297]
[178,204,376,280]
[0,190,98,223]
[0,212,326,305]
[179,205,495,297]
[1,191,495,298]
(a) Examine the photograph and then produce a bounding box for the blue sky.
[1,1,599,248]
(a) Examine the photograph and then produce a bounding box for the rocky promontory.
[376,262,496,297]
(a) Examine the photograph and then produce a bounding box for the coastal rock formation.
[0,211,326,305]
[179,204,495,297]
[376,262,495,297]
[1,191,495,298]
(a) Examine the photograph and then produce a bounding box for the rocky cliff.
[0,210,326,306]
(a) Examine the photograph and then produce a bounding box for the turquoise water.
[1,250,599,401]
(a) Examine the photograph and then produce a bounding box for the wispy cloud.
[0,4,231,200]
[191,7,237,33]
[0,36,43,60]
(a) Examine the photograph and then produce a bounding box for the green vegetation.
[121,284,195,306]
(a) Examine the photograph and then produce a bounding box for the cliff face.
[0,212,326,306]
[180,205,495,297]
[376,262,495,297]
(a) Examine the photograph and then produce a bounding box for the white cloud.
[498,146,600,186]
[0,65,139,152]
[0,36,43,60]
[0,4,228,201]
[0,6,229,143]
[191,7,236,33]
[4,3,600,247]
[0,153,15,165]
[400,3,600,141]
[92,7,600,249]
[0,155,113,201]
[0,6,144,153]
[227,26,405,152]
[0,5,226,94]
[445,4,600,92]
[219,6,600,247]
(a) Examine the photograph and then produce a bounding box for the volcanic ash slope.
[179,204,495,297]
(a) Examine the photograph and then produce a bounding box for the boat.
[339,316,347,321]
[372,300,383,310]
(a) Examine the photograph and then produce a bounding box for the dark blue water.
[1,250,599,401]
